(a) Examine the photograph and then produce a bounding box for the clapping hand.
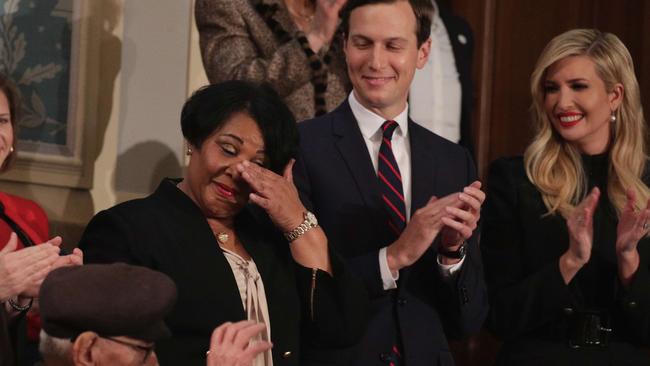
[206,321,272,366]
[559,187,600,284]
[0,233,59,301]
[565,187,600,266]
[616,188,650,285]
[616,188,650,257]
[305,0,347,52]
[439,181,485,258]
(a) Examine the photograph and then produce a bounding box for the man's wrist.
[439,255,462,265]
[616,246,639,264]
[386,243,404,273]
[438,241,467,260]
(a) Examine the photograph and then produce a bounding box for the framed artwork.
[0,0,98,188]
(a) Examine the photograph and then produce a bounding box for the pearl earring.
[610,112,617,123]
[186,147,192,155]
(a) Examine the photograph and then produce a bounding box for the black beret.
[39,263,177,342]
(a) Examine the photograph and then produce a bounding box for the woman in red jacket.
[0,74,82,366]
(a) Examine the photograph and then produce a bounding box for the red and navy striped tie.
[378,120,405,366]
[378,120,406,236]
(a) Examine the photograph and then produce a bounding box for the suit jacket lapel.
[156,181,247,320]
[409,121,439,213]
[332,101,383,212]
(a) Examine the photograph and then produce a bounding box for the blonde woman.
[482,29,650,365]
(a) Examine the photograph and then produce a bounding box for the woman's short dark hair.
[0,73,20,171]
[340,0,433,47]
[181,80,298,174]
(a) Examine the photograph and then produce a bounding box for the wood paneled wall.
[443,0,650,178]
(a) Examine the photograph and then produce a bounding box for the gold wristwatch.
[284,211,318,242]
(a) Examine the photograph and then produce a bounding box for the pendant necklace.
[216,232,230,247]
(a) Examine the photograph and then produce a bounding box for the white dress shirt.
[409,1,462,142]
[348,92,463,290]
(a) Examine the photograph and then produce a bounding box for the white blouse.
[221,248,273,366]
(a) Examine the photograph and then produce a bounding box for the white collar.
[348,91,409,140]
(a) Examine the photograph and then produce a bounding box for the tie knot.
[381,120,398,139]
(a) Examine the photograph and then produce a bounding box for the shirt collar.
[348,91,409,140]
[432,1,441,26]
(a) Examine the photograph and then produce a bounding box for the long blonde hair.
[524,29,649,217]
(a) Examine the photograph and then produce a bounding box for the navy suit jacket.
[293,101,488,366]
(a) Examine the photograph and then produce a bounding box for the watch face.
[306,211,318,226]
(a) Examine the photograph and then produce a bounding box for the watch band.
[8,297,33,312]
[284,211,318,242]
[438,242,467,259]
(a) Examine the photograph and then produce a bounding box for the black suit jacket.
[293,101,488,366]
[0,309,25,366]
[78,179,367,366]
[482,156,650,365]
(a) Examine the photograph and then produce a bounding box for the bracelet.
[8,297,33,312]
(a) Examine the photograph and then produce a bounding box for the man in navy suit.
[293,0,488,365]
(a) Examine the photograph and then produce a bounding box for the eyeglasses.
[100,336,155,363]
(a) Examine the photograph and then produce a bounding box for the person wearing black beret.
[38,263,177,366]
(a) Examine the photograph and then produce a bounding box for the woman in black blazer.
[78,81,367,366]
[482,29,650,365]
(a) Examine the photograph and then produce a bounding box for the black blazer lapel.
[331,101,383,213]
[409,121,439,213]
[156,181,247,321]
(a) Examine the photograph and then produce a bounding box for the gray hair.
[39,330,73,363]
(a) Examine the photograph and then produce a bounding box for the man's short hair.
[39,330,72,360]
[340,0,434,47]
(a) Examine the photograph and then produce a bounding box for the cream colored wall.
[188,3,209,96]
[0,0,209,247]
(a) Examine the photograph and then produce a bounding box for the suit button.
[282,351,292,359]
[398,297,407,306]
[380,352,390,362]
[460,287,469,304]
[563,307,574,315]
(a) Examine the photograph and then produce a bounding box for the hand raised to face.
[236,159,306,233]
